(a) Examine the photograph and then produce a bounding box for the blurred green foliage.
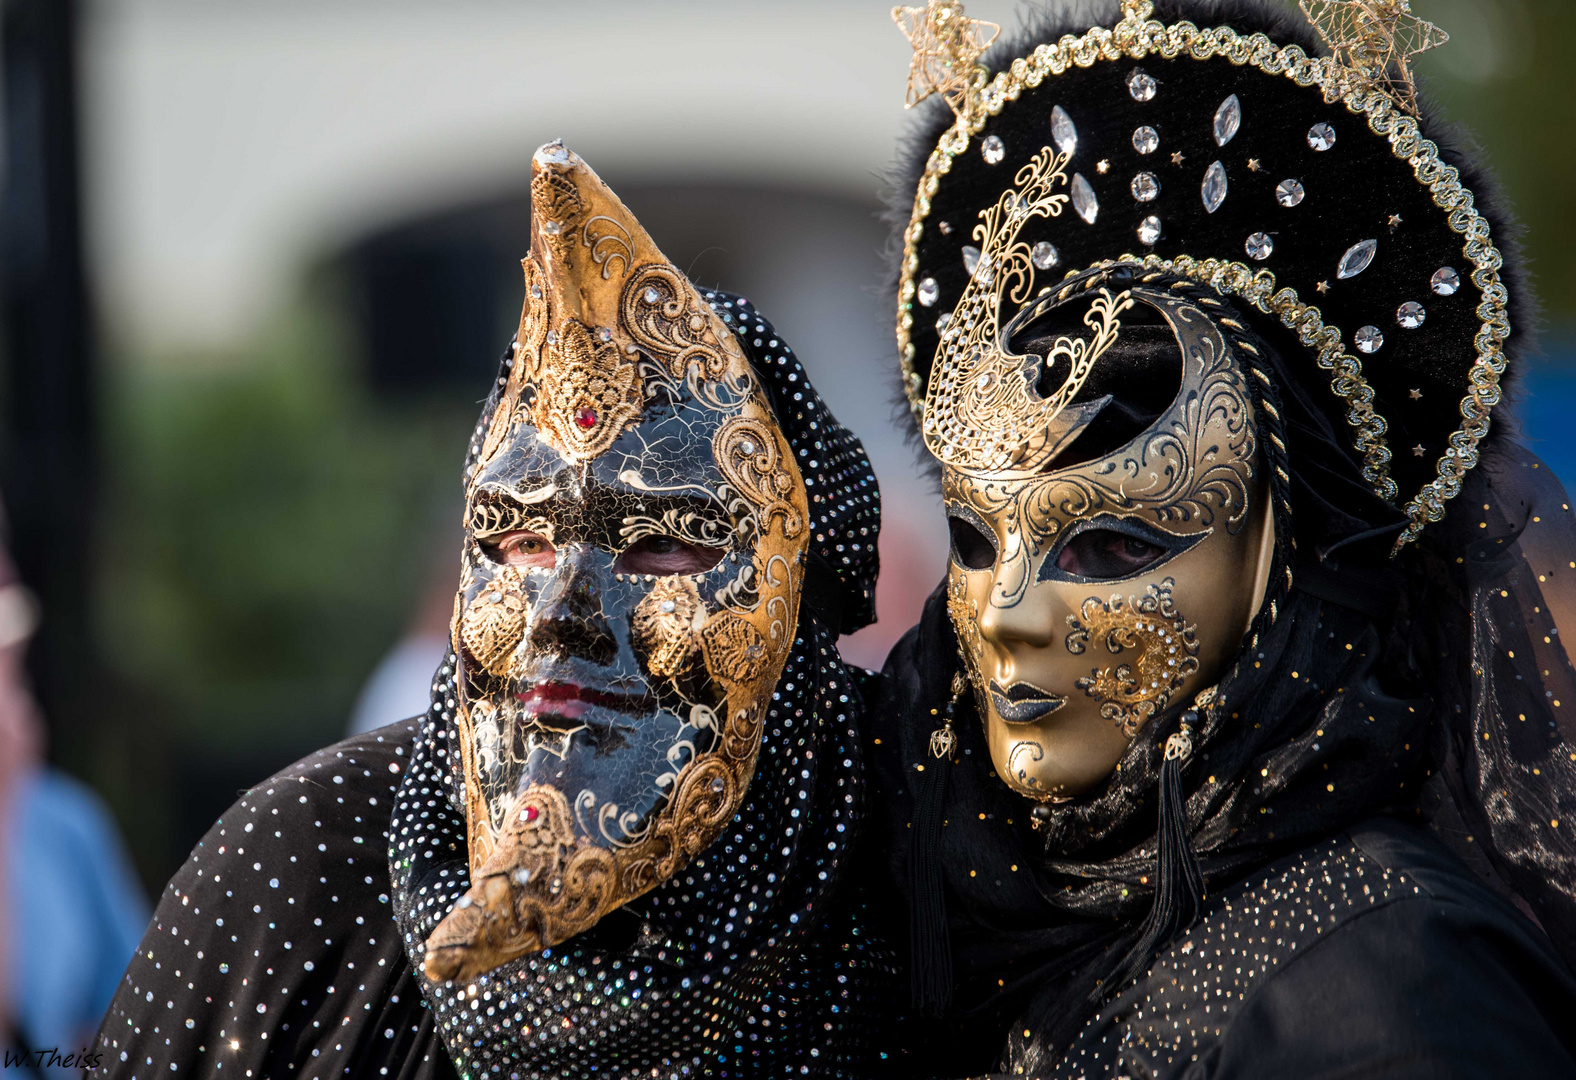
[89,287,473,879]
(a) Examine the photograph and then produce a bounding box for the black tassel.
[1108,709,1205,994]
[909,675,963,1015]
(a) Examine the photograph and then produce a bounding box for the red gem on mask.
[523,805,539,823]
[574,407,597,429]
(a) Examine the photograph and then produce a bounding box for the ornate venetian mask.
[422,144,809,981]
[936,267,1275,802]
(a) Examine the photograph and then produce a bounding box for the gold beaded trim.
[895,14,1510,551]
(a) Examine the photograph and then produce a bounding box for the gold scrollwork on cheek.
[631,577,705,680]
[619,264,749,385]
[715,416,805,542]
[699,610,768,687]
[458,567,530,677]
[1064,578,1201,738]
[529,319,645,463]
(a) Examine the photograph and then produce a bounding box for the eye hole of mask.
[485,531,556,569]
[1041,518,1201,582]
[948,515,997,571]
[614,536,725,577]
[1007,300,1182,470]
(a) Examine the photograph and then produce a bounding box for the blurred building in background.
[2,0,1574,907]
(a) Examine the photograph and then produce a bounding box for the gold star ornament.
[893,1,1000,121]
[1299,0,1449,117]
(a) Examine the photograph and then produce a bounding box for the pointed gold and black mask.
[423,143,810,981]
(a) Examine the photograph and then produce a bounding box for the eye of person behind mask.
[483,529,727,575]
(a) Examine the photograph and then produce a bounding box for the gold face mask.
[422,143,810,982]
[937,273,1275,802]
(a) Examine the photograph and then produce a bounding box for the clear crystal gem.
[1131,171,1160,202]
[512,869,531,886]
[1031,242,1059,269]
[1267,181,1304,211]
[644,287,660,302]
[1214,94,1242,146]
[597,326,612,341]
[1138,215,1162,246]
[936,312,952,336]
[1397,301,1427,329]
[981,135,1005,164]
[1052,106,1078,156]
[1132,125,1160,154]
[974,256,995,285]
[1128,69,1157,102]
[917,277,940,307]
[739,439,756,454]
[536,143,570,164]
[1337,238,1378,279]
[975,373,991,390]
[1431,267,1461,295]
[1071,174,1099,224]
[1275,179,1305,207]
[1354,325,1384,353]
[1201,160,1228,214]
[540,220,562,236]
[962,246,981,274]
[1307,123,1337,151]
[1245,232,1273,260]
[660,600,676,613]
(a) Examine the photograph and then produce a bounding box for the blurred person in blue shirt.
[0,538,147,1074]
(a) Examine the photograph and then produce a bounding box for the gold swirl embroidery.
[631,577,705,681]
[1064,578,1200,738]
[715,416,805,542]
[618,506,735,551]
[699,611,767,686]
[529,171,582,259]
[620,264,748,385]
[580,215,633,280]
[530,318,644,463]
[458,567,529,677]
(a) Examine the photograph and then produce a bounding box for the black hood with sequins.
[389,292,906,1078]
[90,292,903,1080]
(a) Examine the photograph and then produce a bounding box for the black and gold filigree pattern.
[530,319,645,463]
[631,577,704,680]
[458,567,529,677]
[716,416,806,542]
[1065,578,1201,737]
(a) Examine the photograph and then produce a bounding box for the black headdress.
[872,0,1576,1074]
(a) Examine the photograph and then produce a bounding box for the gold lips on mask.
[421,143,810,983]
[934,268,1274,803]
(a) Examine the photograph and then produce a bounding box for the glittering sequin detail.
[1048,836,1418,1078]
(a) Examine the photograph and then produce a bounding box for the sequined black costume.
[93,287,901,1078]
[869,1,1576,1076]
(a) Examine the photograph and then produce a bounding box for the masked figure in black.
[94,144,900,1078]
[871,1,1576,1076]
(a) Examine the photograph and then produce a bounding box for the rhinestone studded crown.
[894,0,1510,550]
